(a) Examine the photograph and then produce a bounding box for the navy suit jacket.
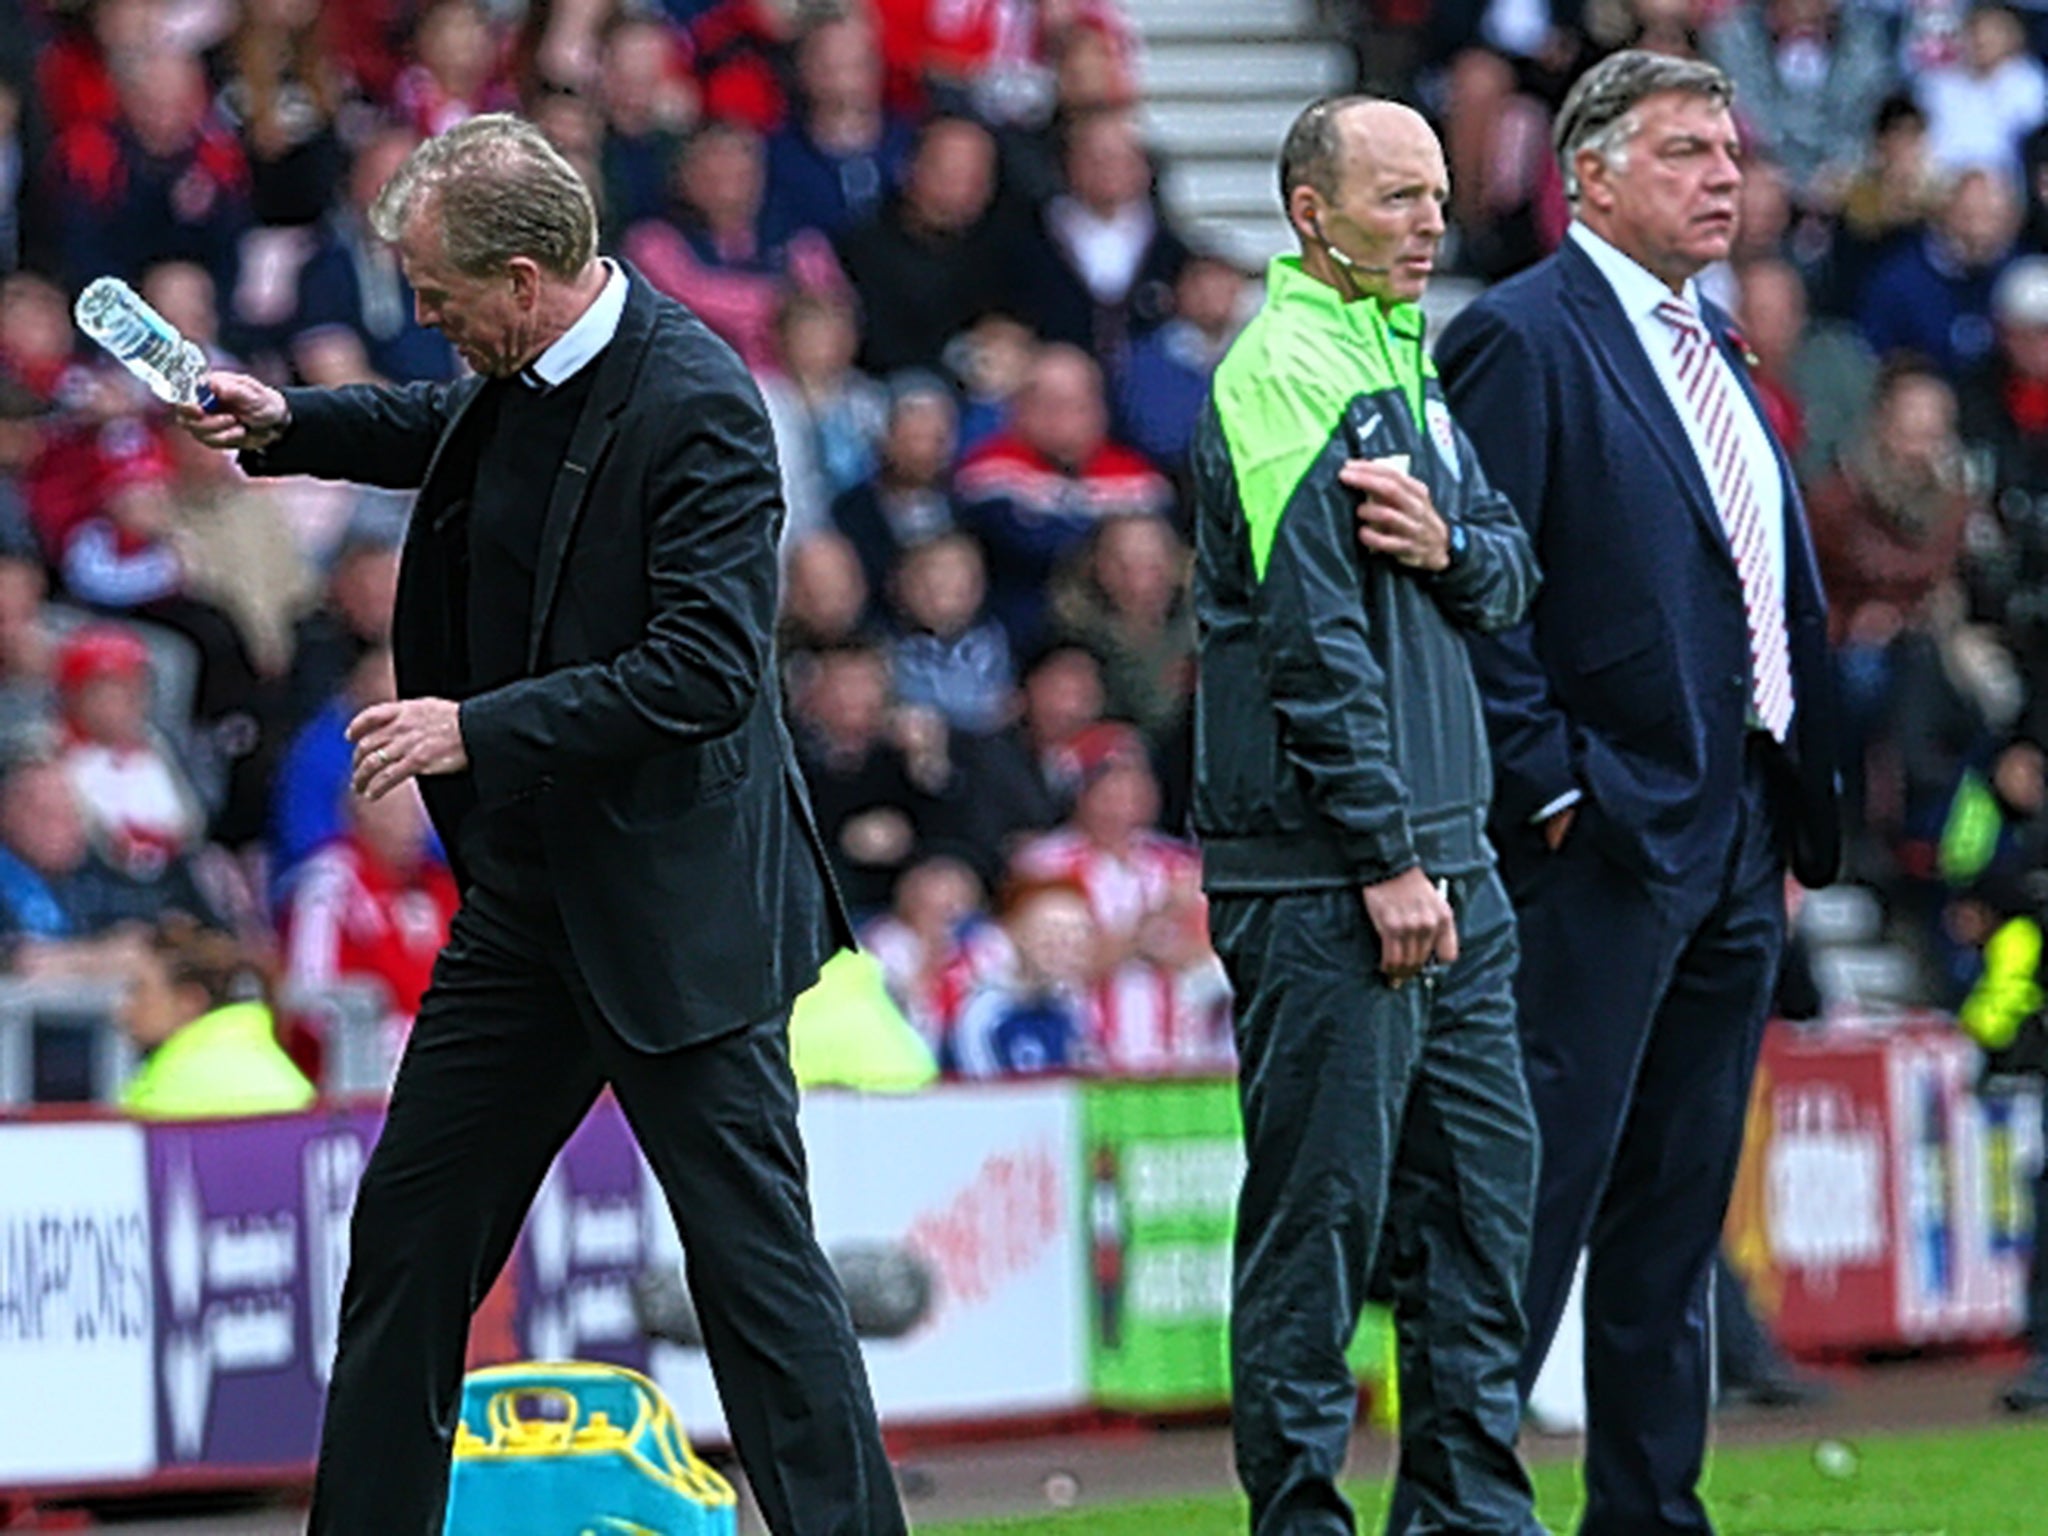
[1436,236,1841,898]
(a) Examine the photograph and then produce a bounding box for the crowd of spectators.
[0,0,1229,1095]
[13,0,2048,1097]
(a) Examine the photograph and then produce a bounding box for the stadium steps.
[1125,0,1355,268]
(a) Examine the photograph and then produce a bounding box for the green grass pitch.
[915,1422,2048,1534]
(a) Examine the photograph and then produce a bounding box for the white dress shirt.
[1567,221,1786,597]
[526,259,628,389]
[1530,224,1791,824]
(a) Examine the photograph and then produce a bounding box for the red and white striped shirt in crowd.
[1009,827,1233,1075]
[282,834,459,1028]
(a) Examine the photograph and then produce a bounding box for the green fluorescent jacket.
[1191,256,1540,892]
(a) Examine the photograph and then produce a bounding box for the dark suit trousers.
[1507,752,1784,1535]
[307,880,904,1536]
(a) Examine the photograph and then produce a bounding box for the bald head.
[1280,97,1431,209]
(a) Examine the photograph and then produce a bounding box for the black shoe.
[1719,1371,1833,1410]
[1998,1359,2048,1414]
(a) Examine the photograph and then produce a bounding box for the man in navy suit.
[1430,51,1840,1534]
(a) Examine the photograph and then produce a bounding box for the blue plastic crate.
[443,1361,738,1536]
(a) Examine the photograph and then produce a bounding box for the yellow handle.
[487,1386,581,1452]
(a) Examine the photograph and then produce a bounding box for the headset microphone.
[1314,214,1394,277]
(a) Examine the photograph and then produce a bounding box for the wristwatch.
[1442,520,1470,571]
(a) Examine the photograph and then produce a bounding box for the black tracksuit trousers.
[1213,869,1539,1536]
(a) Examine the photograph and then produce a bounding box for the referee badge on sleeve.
[1425,399,1461,479]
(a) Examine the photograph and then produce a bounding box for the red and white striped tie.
[1654,297,1794,743]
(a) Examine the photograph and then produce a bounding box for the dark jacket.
[1437,235,1841,897]
[247,270,853,1049]
[1191,258,1540,893]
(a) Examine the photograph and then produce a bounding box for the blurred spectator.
[1434,38,1573,281]
[1960,256,2048,699]
[292,124,460,386]
[0,547,57,753]
[282,512,401,735]
[142,259,234,373]
[213,0,350,228]
[790,638,977,914]
[52,46,252,298]
[1008,721,1226,1073]
[1736,255,1877,485]
[38,0,163,141]
[887,530,1014,733]
[778,529,872,664]
[1916,4,2047,182]
[951,874,1099,1077]
[956,342,1172,648]
[0,75,23,274]
[962,637,1108,855]
[767,12,914,239]
[53,622,204,878]
[949,308,1036,450]
[832,374,961,598]
[160,420,314,681]
[1006,108,1187,360]
[393,0,514,138]
[1940,732,2048,931]
[1812,361,1977,645]
[514,0,615,97]
[528,83,608,209]
[1113,252,1244,481]
[678,0,799,133]
[990,16,1141,219]
[1823,93,1939,319]
[1705,0,1893,208]
[0,751,217,969]
[760,288,885,544]
[858,851,1003,1059]
[1809,361,1982,861]
[3,270,126,557]
[838,114,1006,377]
[118,915,314,1117]
[875,0,1136,127]
[1048,511,1193,745]
[271,643,394,882]
[317,0,416,106]
[61,442,184,619]
[623,119,848,372]
[1858,166,2022,376]
[282,779,456,1059]
[596,16,697,241]
[59,438,264,727]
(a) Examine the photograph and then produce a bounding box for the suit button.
[1729,674,1745,691]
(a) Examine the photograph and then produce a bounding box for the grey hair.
[1278,94,1383,211]
[1553,51,1734,201]
[370,113,597,277]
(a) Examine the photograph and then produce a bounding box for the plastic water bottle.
[72,276,219,410]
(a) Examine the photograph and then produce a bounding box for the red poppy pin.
[1724,323,1762,371]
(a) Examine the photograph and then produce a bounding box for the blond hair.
[370,112,597,277]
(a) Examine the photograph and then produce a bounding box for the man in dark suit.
[181,114,904,1536]
[1430,52,1840,1535]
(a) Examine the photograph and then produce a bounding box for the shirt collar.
[1567,220,1704,321]
[1263,254,1426,346]
[525,259,627,391]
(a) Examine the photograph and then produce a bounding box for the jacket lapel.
[525,270,659,668]
[1558,240,1733,565]
[418,376,490,535]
